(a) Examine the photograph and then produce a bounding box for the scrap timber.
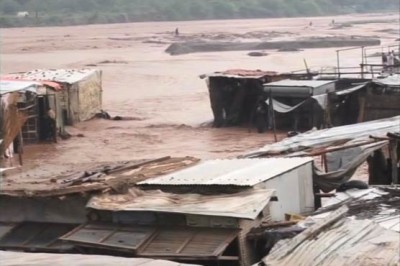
[0,157,200,197]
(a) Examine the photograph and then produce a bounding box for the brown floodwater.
[1,12,398,177]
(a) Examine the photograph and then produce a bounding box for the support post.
[336,50,341,79]
[269,90,277,142]
[18,131,23,166]
[389,140,398,184]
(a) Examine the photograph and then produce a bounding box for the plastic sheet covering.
[265,98,307,113]
[373,74,400,87]
[313,141,387,192]
[265,94,327,114]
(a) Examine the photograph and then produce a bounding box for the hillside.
[0,0,397,27]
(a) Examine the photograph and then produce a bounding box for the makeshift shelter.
[200,70,304,129]
[0,156,316,266]
[263,79,336,130]
[0,79,64,145]
[244,116,400,193]
[260,204,400,266]
[138,158,315,221]
[7,69,102,125]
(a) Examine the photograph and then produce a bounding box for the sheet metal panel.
[88,188,275,220]
[9,69,98,84]
[77,70,102,122]
[203,69,279,79]
[264,218,400,266]
[0,222,75,251]
[314,187,400,233]
[138,158,313,187]
[61,224,238,259]
[245,115,400,157]
[61,223,155,252]
[264,79,336,96]
[0,80,39,95]
[137,227,238,258]
[0,251,197,266]
[264,79,335,88]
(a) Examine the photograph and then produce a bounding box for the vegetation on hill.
[0,0,397,27]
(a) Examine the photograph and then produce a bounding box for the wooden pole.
[18,131,23,166]
[389,140,399,184]
[269,90,278,142]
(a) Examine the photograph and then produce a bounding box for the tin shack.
[200,69,293,128]
[7,69,102,126]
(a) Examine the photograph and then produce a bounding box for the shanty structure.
[0,156,317,266]
[244,116,400,193]
[324,75,400,127]
[0,79,65,147]
[261,204,400,266]
[138,158,315,221]
[263,79,336,130]
[311,186,400,232]
[6,69,102,125]
[200,69,307,129]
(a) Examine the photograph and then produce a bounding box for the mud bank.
[166,37,381,55]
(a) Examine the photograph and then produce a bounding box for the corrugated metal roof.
[264,217,400,266]
[138,158,313,187]
[87,188,275,219]
[312,187,400,232]
[8,69,98,84]
[202,69,279,79]
[264,79,335,88]
[61,224,238,259]
[0,80,40,95]
[0,251,197,266]
[245,116,400,157]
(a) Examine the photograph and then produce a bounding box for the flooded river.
[1,12,398,176]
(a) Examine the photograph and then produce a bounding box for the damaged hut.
[263,79,336,130]
[6,69,102,126]
[200,69,300,129]
[77,157,315,266]
[0,80,65,166]
[0,156,317,266]
[244,115,400,207]
[258,202,399,266]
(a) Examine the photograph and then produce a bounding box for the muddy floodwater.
[1,12,399,177]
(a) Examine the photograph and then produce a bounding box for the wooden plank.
[304,140,385,157]
[107,156,171,175]
[357,96,366,123]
